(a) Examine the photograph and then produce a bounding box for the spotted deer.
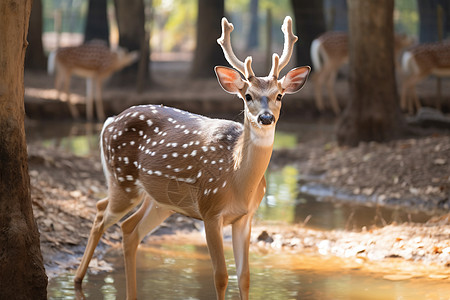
[74,17,310,300]
[48,41,139,121]
[400,41,450,114]
[310,31,412,115]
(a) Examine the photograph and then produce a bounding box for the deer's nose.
[258,113,275,125]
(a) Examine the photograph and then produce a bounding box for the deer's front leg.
[232,215,252,300]
[204,217,228,300]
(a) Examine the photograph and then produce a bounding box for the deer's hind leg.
[121,195,173,300]
[74,186,144,288]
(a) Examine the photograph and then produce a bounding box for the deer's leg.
[325,68,340,115]
[121,196,173,300]
[204,217,227,300]
[74,188,144,288]
[54,69,63,101]
[86,78,94,122]
[313,70,326,112]
[400,79,409,111]
[401,73,427,114]
[62,72,79,119]
[232,215,252,300]
[94,78,106,122]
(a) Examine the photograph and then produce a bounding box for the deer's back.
[101,105,243,218]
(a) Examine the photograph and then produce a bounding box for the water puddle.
[259,165,433,231]
[48,243,450,300]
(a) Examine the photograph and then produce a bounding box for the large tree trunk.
[190,0,227,78]
[290,0,326,68]
[336,0,404,147]
[25,0,46,69]
[84,0,110,45]
[112,0,149,85]
[0,0,48,298]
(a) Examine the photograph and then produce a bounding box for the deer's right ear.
[215,66,246,94]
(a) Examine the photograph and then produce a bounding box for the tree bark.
[25,0,46,69]
[290,0,326,68]
[112,0,149,85]
[190,0,227,78]
[84,0,110,45]
[0,0,48,298]
[336,0,404,147]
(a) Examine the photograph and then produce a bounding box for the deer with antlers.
[400,41,450,114]
[48,41,139,121]
[73,17,309,299]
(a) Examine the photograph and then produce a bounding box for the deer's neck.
[232,120,274,191]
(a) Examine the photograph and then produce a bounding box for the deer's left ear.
[215,66,247,94]
[280,66,310,94]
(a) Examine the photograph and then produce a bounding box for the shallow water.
[259,165,433,231]
[48,243,450,300]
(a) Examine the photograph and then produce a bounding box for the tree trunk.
[190,0,227,78]
[25,0,46,69]
[336,0,404,147]
[112,0,149,85]
[84,0,110,45]
[0,0,48,298]
[290,0,326,68]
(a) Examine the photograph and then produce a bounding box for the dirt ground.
[23,70,450,281]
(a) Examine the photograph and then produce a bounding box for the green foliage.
[394,0,419,37]
[151,0,197,52]
[42,0,87,33]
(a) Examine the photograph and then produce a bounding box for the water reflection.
[259,165,433,230]
[26,120,102,157]
[48,244,450,299]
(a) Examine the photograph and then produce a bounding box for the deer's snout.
[258,112,275,125]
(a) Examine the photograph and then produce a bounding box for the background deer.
[74,17,310,300]
[401,41,450,114]
[310,31,412,115]
[48,41,139,121]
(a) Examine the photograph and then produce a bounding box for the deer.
[73,16,310,300]
[310,31,412,115]
[400,41,450,114]
[47,41,139,121]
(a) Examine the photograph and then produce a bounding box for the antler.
[217,17,255,78]
[269,16,298,78]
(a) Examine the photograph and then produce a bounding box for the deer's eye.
[245,94,253,101]
[276,94,283,101]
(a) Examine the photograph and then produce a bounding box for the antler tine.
[217,17,255,78]
[276,16,298,77]
[268,54,280,78]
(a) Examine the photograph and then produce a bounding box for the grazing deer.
[74,17,310,300]
[400,41,450,114]
[48,41,139,121]
[310,31,412,115]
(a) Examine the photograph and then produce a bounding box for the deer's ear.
[280,66,310,94]
[215,66,246,94]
